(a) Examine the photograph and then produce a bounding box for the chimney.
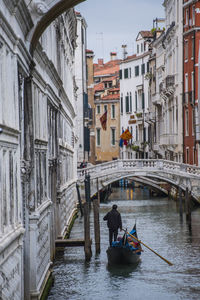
[122,45,127,60]
[98,59,104,66]
[110,52,117,60]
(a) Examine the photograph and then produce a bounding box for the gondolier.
[103,204,122,246]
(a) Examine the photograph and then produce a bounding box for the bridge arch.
[77,160,200,203]
[28,0,85,54]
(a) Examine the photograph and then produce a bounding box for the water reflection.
[48,187,200,300]
[107,261,141,278]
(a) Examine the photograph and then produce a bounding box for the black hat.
[112,204,117,209]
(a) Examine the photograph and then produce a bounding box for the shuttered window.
[135,66,139,76]
[124,68,129,79]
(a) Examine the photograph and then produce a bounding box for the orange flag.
[120,129,132,140]
[100,111,107,130]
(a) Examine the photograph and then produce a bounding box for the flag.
[100,111,107,130]
[123,139,128,146]
[119,138,124,147]
[120,129,132,141]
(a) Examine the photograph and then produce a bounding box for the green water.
[48,187,200,300]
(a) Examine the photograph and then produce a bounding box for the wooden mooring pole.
[93,198,101,254]
[185,188,192,226]
[179,186,183,219]
[84,174,92,261]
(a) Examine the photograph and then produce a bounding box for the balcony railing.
[160,134,178,146]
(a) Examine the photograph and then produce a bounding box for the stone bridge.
[77,159,200,204]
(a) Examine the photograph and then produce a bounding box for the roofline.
[120,51,151,64]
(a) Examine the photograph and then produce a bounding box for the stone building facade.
[0,1,83,299]
[183,0,200,165]
[161,0,183,162]
[94,54,121,162]
[86,49,96,164]
[75,11,88,164]
[120,32,153,159]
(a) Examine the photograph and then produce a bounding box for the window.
[185,40,188,61]
[144,43,146,52]
[137,45,139,54]
[136,126,138,141]
[147,62,149,73]
[192,37,194,59]
[185,74,188,103]
[191,72,194,92]
[192,5,195,26]
[186,148,189,164]
[104,105,107,112]
[135,91,138,111]
[141,43,143,52]
[126,94,129,113]
[185,110,189,136]
[111,104,115,119]
[124,68,129,79]
[135,66,139,76]
[119,69,122,79]
[96,129,101,146]
[185,8,189,26]
[129,68,131,78]
[96,105,100,114]
[193,147,196,165]
[121,94,123,114]
[192,109,195,135]
[144,127,146,142]
[131,126,133,144]
[142,93,145,109]
[191,72,194,103]
[130,92,132,112]
[111,128,116,146]
[141,63,145,75]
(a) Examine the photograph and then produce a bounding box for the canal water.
[48,187,200,300]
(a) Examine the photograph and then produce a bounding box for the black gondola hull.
[106,246,141,265]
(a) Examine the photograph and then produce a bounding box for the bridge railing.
[77,159,200,181]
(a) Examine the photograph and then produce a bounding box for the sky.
[75,0,165,63]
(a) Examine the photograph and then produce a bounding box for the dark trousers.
[109,229,118,246]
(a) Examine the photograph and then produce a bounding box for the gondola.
[106,226,142,265]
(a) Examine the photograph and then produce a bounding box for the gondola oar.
[122,229,173,266]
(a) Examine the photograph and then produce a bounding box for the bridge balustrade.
[77,159,200,180]
[77,159,200,203]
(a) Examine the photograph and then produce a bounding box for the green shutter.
[126,96,129,113]
[142,93,145,109]
[124,68,128,79]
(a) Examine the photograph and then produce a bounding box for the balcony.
[145,112,156,123]
[165,75,175,88]
[84,107,93,120]
[152,92,162,105]
[160,134,178,146]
